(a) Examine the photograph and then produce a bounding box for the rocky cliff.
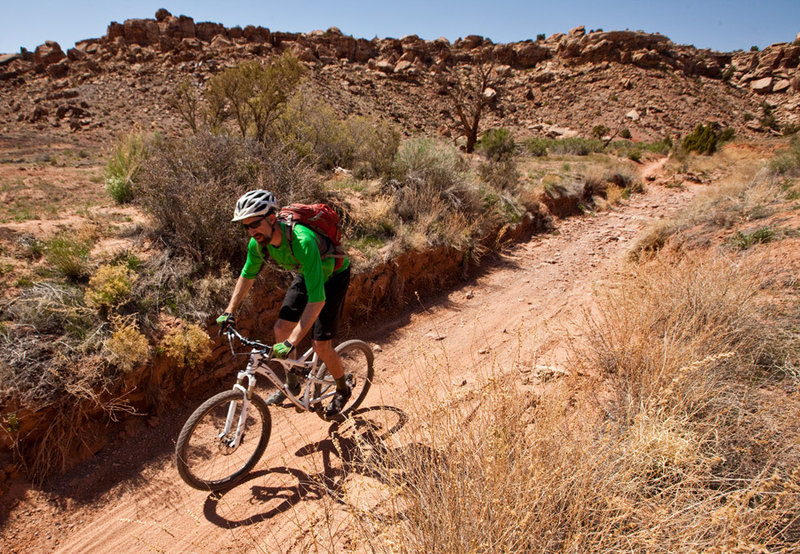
[1,10,798,147]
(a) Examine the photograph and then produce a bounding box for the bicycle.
[175,325,375,491]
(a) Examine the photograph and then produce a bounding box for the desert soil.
[0,158,701,552]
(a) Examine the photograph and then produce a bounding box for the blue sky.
[1,0,798,55]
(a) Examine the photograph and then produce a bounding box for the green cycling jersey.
[240,222,349,303]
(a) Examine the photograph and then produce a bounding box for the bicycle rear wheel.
[175,389,271,491]
[315,340,375,422]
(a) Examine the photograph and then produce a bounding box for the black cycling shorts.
[278,266,351,341]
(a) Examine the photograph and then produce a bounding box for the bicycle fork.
[221,362,259,449]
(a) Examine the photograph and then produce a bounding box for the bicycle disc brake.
[217,431,244,455]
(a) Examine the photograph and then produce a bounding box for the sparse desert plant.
[682,123,734,155]
[44,232,92,280]
[540,137,604,156]
[105,129,149,204]
[202,53,305,143]
[105,318,150,373]
[159,321,212,369]
[592,124,611,139]
[476,128,516,160]
[136,132,319,269]
[770,136,800,175]
[524,137,549,157]
[84,264,136,310]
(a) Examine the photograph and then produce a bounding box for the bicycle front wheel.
[175,389,271,491]
[315,340,375,422]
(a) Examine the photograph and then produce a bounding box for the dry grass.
[314,142,800,551]
[333,251,800,552]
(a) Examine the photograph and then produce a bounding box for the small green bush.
[277,92,399,178]
[730,227,775,250]
[759,103,779,131]
[682,123,734,155]
[549,137,604,156]
[525,138,549,157]
[769,136,800,175]
[592,125,610,139]
[619,128,632,139]
[44,233,92,279]
[476,128,516,161]
[106,130,149,204]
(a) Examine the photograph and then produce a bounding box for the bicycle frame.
[225,327,338,412]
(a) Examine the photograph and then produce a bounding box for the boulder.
[751,76,773,93]
[568,26,586,38]
[394,60,413,73]
[626,109,640,121]
[46,60,69,78]
[513,42,549,67]
[773,79,791,93]
[34,41,66,67]
[459,35,484,49]
[483,87,497,101]
[122,18,160,46]
[0,53,20,66]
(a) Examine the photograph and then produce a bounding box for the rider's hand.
[216,312,235,335]
[272,340,295,359]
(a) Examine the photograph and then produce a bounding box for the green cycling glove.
[216,312,235,335]
[272,340,295,359]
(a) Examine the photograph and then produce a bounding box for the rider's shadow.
[203,404,416,529]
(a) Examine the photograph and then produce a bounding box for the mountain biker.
[216,189,352,418]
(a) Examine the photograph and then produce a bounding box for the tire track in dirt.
[1,162,701,553]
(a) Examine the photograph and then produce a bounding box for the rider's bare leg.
[312,339,344,380]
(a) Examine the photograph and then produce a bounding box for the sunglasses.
[242,217,266,230]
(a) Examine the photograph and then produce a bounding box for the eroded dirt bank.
[0,163,701,552]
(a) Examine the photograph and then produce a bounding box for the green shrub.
[387,139,480,227]
[536,33,546,41]
[549,137,604,156]
[105,130,149,204]
[44,233,92,279]
[393,138,468,193]
[476,128,516,161]
[729,227,775,250]
[619,128,632,139]
[591,125,610,139]
[759,103,779,131]
[682,123,734,155]
[478,158,519,191]
[769,136,800,175]
[202,54,305,143]
[277,92,399,178]
[525,138,549,157]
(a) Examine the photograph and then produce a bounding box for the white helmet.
[232,190,278,222]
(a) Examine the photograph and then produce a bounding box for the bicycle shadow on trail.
[202,404,414,529]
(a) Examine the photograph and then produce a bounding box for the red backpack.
[278,203,346,270]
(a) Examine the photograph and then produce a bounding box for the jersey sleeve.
[240,238,265,279]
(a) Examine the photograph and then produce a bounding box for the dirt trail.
[1,160,700,553]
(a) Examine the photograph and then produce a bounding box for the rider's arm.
[224,275,255,313]
[285,300,325,346]
[225,239,263,313]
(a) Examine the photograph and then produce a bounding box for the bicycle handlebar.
[224,326,272,354]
